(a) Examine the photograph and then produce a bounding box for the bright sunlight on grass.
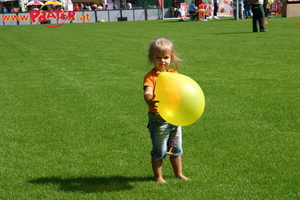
[0,17,299,199]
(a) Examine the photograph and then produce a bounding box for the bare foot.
[176,175,191,181]
[155,177,167,183]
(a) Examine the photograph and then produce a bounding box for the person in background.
[113,3,118,10]
[206,0,214,20]
[251,0,268,32]
[83,4,91,10]
[198,2,208,21]
[264,0,272,17]
[91,4,97,10]
[83,4,88,10]
[10,5,16,12]
[172,0,181,17]
[239,0,244,19]
[263,0,268,17]
[213,0,220,19]
[233,0,244,19]
[188,0,198,20]
[244,0,252,19]
[126,2,132,9]
[74,3,80,11]
[97,3,103,10]
[1,5,8,13]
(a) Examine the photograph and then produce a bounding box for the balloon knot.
[156,71,161,75]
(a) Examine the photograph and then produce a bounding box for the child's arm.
[144,86,159,108]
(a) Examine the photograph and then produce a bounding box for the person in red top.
[74,3,80,11]
[143,38,190,183]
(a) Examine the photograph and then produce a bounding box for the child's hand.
[147,99,159,108]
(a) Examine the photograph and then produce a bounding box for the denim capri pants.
[147,112,183,161]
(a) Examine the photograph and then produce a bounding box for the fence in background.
[0,8,173,26]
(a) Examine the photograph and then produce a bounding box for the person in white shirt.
[126,2,132,9]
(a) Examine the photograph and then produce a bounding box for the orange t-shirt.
[143,68,178,113]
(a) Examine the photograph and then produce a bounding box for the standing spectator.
[265,0,273,17]
[213,0,220,19]
[113,3,118,10]
[263,0,268,17]
[239,0,244,19]
[198,2,208,21]
[251,0,268,32]
[206,0,214,20]
[233,0,244,19]
[244,0,252,19]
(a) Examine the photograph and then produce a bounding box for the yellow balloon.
[155,72,205,126]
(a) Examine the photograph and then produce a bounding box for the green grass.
[0,17,299,199]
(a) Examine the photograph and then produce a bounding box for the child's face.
[152,52,171,72]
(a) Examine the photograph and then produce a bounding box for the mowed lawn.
[0,16,299,199]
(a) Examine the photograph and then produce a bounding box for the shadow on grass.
[214,32,253,35]
[28,176,153,193]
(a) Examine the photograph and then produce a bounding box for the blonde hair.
[148,38,180,70]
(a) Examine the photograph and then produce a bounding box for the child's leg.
[152,156,167,183]
[170,156,190,180]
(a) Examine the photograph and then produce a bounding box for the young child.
[143,38,190,183]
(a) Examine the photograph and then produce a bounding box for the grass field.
[0,16,299,199]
